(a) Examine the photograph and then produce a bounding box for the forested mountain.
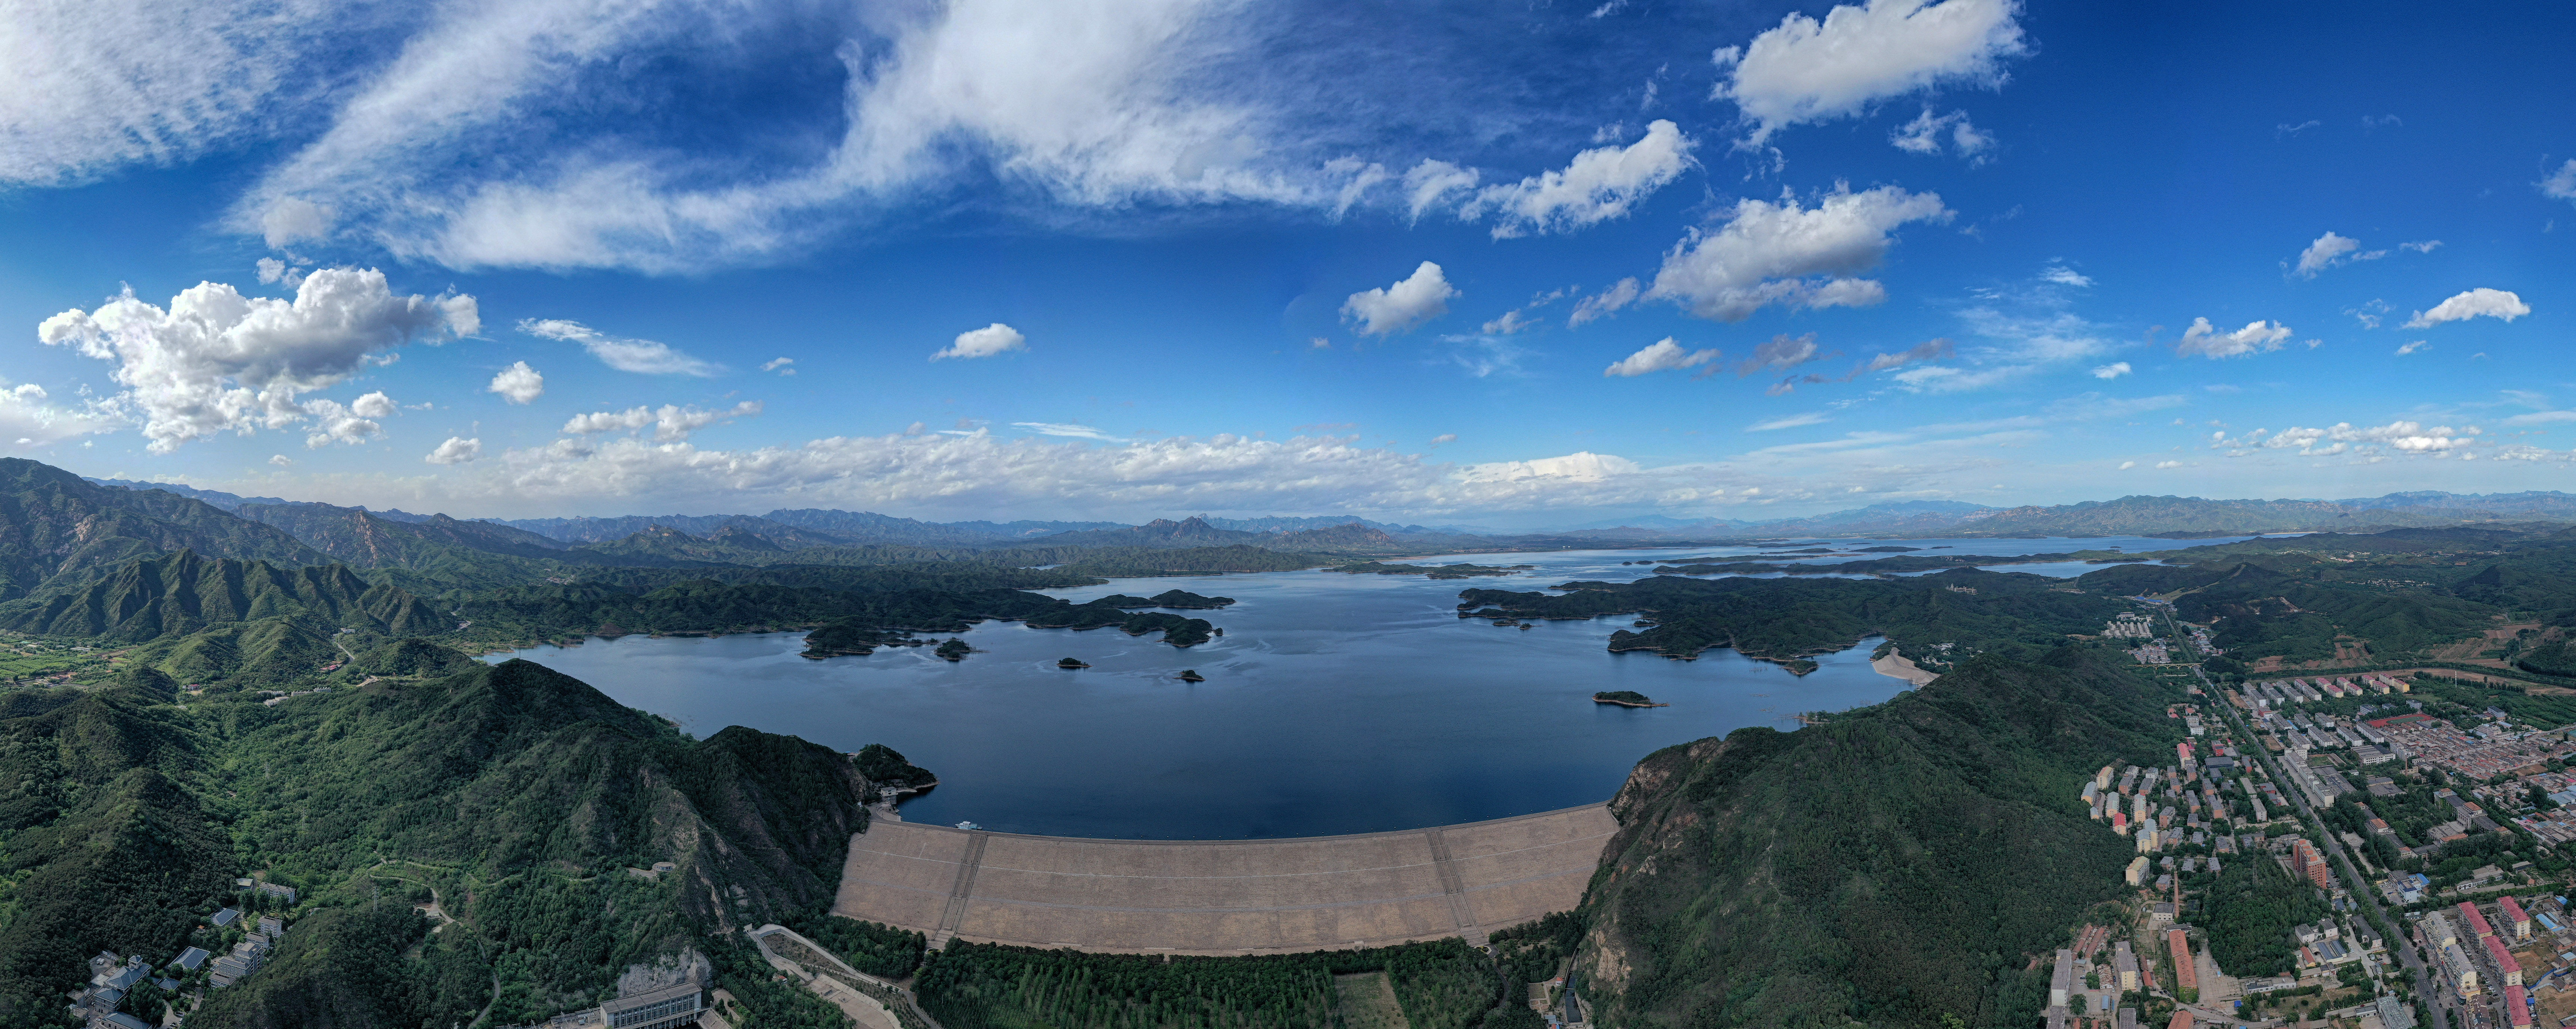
[1573,646,2183,1029]
[233,501,574,570]
[1027,516,1270,548]
[0,550,441,643]
[0,460,326,601]
[0,649,929,1027]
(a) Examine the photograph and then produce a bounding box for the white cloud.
[1401,160,1481,222]
[2091,362,2132,379]
[2176,317,2292,359]
[761,357,798,376]
[2265,420,2476,455]
[2153,460,2182,469]
[2292,231,2365,278]
[2039,265,2091,287]
[1712,0,2026,144]
[1647,185,1950,321]
[1603,337,1721,377]
[1568,278,1641,327]
[2396,340,2427,356]
[2400,240,2442,253]
[487,361,544,404]
[1735,333,1826,377]
[562,401,763,442]
[935,323,1028,360]
[1342,262,1457,336]
[1863,337,1954,372]
[1429,433,1458,445]
[270,454,293,466]
[426,436,482,465]
[1889,108,1992,160]
[38,268,477,452]
[2541,160,2576,204]
[2404,288,2529,328]
[2117,460,2135,470]
[1013,422,1126,442]
[1748,412,1830,431]
[214,0,1388,273]
[0,0,327,187]
[520,319,719,376]
[1468,120,1693,238]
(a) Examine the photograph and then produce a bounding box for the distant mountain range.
[72,472,2576,551]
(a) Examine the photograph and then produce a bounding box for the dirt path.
[1871,651,1938,686]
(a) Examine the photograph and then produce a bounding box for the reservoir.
[490,538,2233,839]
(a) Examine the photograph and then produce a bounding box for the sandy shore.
[1871,651,1938,686]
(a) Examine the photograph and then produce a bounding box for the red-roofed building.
[2167,1011,2194,1029]
[2506,984,2532,1028]
[2293,839,2332,888]
[2167,929,2197,993]
[2461,901,2497,940]
[2487,935,2524,985]
[2501,895,2532,941]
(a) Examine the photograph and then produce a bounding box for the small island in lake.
[1177,669,1205,682]
[936,638,971,661]
[1057,657,1090,669]
[1327,561,1534,578]
[1593,690,1668,707]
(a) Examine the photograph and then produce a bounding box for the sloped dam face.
[832,804,1618,954]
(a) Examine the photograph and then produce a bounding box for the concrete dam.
[830,804,1620,954]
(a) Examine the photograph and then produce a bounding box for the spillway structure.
[830,804,1619,954]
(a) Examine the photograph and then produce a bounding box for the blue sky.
[2,0,2571,524]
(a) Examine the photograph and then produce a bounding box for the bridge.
[829,804,1619,954]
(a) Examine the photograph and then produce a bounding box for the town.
[2046,603,2576,1029]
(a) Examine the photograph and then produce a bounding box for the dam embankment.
[830,804,1618,955]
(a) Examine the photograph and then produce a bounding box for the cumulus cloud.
[1429,433,1458,445]
[0,379,110,449]
[2400,240,2442,253]
[2176,317,2292,359]
[1342,262,1457,336]
[269,454,292,466]
[2396,340,2427,356]
[1603,338,1720,377]
[487,361,544,404]
[2404,288,2529,328]
[1889,108,1992,160]
[2117,460,2135,469]
[2264,420,2477,456]
[935,323,1028,360]
[2292,232,2362,277]
[426,436,482,465]
[520,319,719,375]
[1736,333,1826,377]
[561,400,763,441]
[1468,120,1693,238]
[1712,0,2027,144]
[38,268,477,452]
[1568,278,1641,327]
[2039,265,2091,287]
[2091,362,2132,379]
[2153,460,2181,469]
[1648,185,1951,321]
[2542,160,2576,204]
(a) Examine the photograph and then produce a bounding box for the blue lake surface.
[487,538,2236,840]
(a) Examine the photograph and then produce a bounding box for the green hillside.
[0,550,442,642]
[0,652,930,1026]
[1571,646,2184,1029]
[0,460,326,601]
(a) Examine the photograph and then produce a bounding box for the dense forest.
[0,646,931,1028]
[916,939,1503,1029]
[1566,645,2187,1029]
[2200,853,2329,977]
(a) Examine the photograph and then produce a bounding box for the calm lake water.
[488,537,2245,839]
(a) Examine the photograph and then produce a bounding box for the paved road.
[2168,607,2451,1029]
